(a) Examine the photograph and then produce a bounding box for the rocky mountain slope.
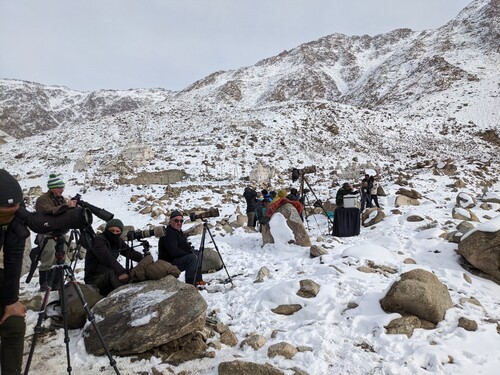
[0,0,498,188]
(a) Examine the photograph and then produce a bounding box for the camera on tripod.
[126,226,166,241]
[72,193,114,222]
[292,165,317,182]
[189,207,220,222]
[15,205,93,235]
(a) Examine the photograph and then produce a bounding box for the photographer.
[0,170,27,375]
[34,173,77,291]
[335,182,359,207]
[158,211,205,286]
[84,219,143,296]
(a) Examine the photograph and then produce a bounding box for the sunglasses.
[172,219,183,223]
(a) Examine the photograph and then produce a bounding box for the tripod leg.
[24,265,58,375]
[63,266,121,375]
[57,265,73,374]
[205,226,233,286]
[193,226,206,286]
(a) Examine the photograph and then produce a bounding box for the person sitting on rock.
[84,218,143,296]
[158,211,205,287]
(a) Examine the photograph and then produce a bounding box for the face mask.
[104,230,122,246]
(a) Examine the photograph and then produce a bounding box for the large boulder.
[380,269,453,324]
[83,276,207,355]
[262,203,311,247]
[201,248,224,273]
[458,216,500,282]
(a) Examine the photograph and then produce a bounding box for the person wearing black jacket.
[84,218,143,296]
[0,169,27,375]
[158,211,204,286]
[243,186,257,227]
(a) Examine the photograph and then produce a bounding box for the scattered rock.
[271,304,302,315]
[458,317,478,331]
[267,342,298,359]
[296,279,320,298]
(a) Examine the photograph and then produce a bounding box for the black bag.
[47,282,103,329]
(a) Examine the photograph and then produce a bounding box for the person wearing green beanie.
[34,173,77,291]
[84,218,143,296]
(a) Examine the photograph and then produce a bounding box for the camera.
[15,205,93,235]
[292,165,317,182]
[126,226,166,241]
[71,194,114,222]
[189,207,220,222]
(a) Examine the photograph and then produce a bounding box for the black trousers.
[0,269,26,375]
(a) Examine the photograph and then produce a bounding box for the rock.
[362,208,386,227]
[262,203,311,247]
[240,334,267,350]
[456,192,477,209]
[458,317,478,331]
[296,279,320,298]
[395,188,422,199]
[220,329,238,347]
[458,218,500,282]
[385,315,436,337]
[310,244,328,257]
[267,342,298,359]
[394,195,420,207]
[254,266,270,283]
[452,207,479,222]
[83,276,207,356]
[271,304,302,315]
[406,215,424,222]
[380,269,453,324]
[200,248,223,273]
[218,360,284,375]
[403,258,416,264]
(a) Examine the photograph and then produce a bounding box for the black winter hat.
[105,218,124,231]
[169,210,183,219]
[0,169,23,207]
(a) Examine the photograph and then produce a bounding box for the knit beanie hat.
[47,173,65,189]
[0,169,23,206]
[170,210,183,219]
[105,218,124,231]
[278,189,287,198]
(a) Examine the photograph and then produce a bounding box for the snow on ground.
[17,167,500,375]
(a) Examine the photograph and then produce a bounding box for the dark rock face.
[83,276,207,356]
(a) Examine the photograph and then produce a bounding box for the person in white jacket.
[370,176,381,208]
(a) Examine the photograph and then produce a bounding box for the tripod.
[194,220,233,286]
[24,233,120,375]
[299,174,334,234]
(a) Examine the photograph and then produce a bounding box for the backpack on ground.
[47,282,103,329]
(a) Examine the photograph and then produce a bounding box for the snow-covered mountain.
[1,1,499,374]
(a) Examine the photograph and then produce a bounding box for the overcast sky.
[0,0,471,92]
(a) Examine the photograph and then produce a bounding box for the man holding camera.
[84,218,143,296]
[35,173,77,291]
[158,211,205,287]
[0,170,27,375]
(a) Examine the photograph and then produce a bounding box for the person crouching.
[84,218,143,296]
